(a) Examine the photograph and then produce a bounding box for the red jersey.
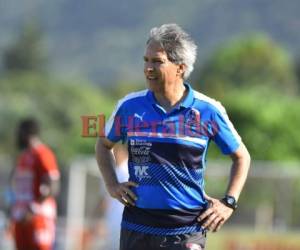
[12,144,60,221]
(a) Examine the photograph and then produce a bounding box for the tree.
[197,34,298,98]
[3,23,47,73]
[204,87,300,161]
[0,72,116,164]
[195,34,300,161]
[294,56,300,89]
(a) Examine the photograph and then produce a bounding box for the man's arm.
[225,143,251,200]
[198,142,251,232]
[95,137,138,206]
[35,146,61,202]
[38,175,60,202]
[28,173,60,220]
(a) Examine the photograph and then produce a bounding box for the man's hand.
[107,181,138,207]
[38,176,60,202]
[198,143,250,233]
[23,208,34,223]
[19,205,35,224]
[197,196,234,232]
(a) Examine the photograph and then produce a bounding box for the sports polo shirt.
[105,83,241,235]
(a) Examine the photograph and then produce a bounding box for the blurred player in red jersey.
[10,118,60,250]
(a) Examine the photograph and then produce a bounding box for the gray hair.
[147,23,197,79]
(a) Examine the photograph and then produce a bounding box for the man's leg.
[32,215,56,250]
[150,231,206,250]
[120,229,148,250]
[120,229,206,250]
[181,231,207,250]
[14,221,35,250]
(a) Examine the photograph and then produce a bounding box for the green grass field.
[205,228,300,250]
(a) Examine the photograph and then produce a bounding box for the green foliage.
[3,23,47,73]
[224,88,300,161]
[295,56,300,88]
[105,81,146,100]
[2,0,300,84]
[197,34,300,161]
[0,72,115,165]
[199,34,298,98]
[205,87,300,161]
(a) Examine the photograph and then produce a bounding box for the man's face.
[144,41,182,92]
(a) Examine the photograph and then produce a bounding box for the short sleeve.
[212,106,241,155]
[36,146,60,180]
[105,100,126,143]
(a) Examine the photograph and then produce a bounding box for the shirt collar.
[146,82,194,110]
[180,82,194,108]
[146,88,156,105]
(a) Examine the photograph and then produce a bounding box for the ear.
[177,64,187,78]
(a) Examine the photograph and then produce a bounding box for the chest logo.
[134,165,150,180]
[185,108,201,125]
[134,112,146,122]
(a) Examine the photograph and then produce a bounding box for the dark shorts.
[120,228,206,250]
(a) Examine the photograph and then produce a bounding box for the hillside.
[0,0,299,85]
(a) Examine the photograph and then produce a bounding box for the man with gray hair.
[96,23,251,250]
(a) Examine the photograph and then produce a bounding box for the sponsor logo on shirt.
[134,165,151,180]
[134,112,146,122]
[130,139,152,163]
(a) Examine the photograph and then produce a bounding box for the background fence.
[1,156,299,250]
